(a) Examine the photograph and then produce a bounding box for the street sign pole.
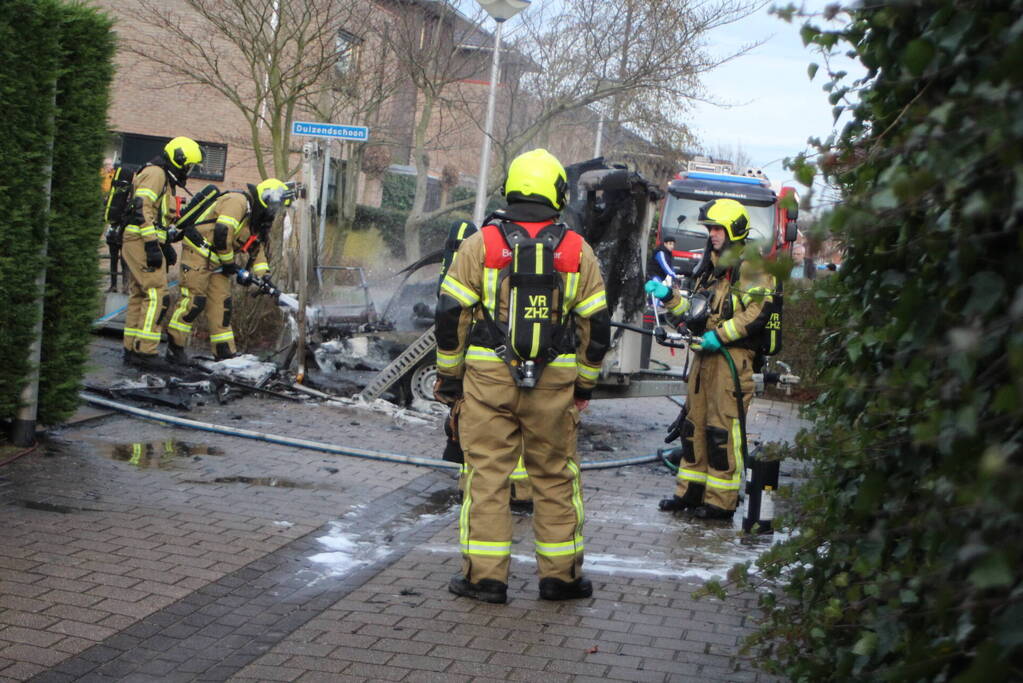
[290,121,369,384]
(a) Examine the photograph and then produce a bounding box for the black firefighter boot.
[214,342,236,362]
[448,574,508,604]
[691,504,736,521]
[659,483,705,512]
[165,341,189,367]
[539,576,593,601]
[659,495,697,512]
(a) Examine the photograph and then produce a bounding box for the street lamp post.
[472,0,529,226]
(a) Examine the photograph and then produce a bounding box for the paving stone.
[0,626,63,649]
[0,661,48,681]
[0,643,68,668]
[0,385,801,683]
[340,661,412,680]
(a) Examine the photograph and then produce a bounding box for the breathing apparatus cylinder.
[742,444,780,534]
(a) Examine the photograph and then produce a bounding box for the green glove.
[693,330,722,353]
[644,280,671,301]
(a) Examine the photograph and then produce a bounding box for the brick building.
[90,0,662,220]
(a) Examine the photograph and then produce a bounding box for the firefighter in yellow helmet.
[435,149,610,604]
[122,136,203,367]
[646,198,776,520]
[166,178,291,362]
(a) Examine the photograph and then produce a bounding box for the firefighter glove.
[693,330,722,353]
[219,263,238,276]
[433,375,463,405]
[144,240,163,269]
[161,242,177,267]
[644,280,671,301]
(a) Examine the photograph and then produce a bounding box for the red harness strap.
[481,222,583,272]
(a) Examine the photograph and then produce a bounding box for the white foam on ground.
[308,524,393,579]
[418,543,765,583]
[202,354,277,385]
[315,393,437,427]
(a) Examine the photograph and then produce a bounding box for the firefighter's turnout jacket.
[666,250,774,511]
[167,192,269,358]
[122,165,176,355]
[436,213,610,586]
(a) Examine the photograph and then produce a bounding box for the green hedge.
[0,2,62,422]
[765,279,825,400]
[38,5,115,423]
[725,2,1023,680]
[381,173,415,212]
[353,204,472,261]
[0,1,113,426]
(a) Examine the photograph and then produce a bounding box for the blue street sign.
[291,120,369,142]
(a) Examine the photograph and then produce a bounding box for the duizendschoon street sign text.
[291,121,369,142]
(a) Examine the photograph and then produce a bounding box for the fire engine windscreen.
[661,195,775,244]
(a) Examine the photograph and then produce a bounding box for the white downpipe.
[317,140,331,256]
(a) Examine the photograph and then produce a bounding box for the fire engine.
[658,157,799,274]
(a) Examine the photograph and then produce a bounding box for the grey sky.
[689,1,863,186]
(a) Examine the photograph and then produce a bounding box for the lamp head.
[476,0,529,21]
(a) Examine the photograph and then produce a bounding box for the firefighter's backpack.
[103,166,135,227]
[730,262,783,359]
[478,221,582,387]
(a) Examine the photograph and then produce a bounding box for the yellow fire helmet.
[256,178,295,210]
[697,198,751,242]
[163,136,203,170]
[503,148,568,211]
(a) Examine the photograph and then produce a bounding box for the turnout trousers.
[167,265,235,356]
[456,446,531,504]
[122,237,169,356]
[458,365,584,585]
[674,348,755,511]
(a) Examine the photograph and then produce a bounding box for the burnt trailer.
[358,159,686,404]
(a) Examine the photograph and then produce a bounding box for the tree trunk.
[404,89,437,264]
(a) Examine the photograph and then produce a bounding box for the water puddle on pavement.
[20,500,78,514]
[584,501,781,581]
[403,488,460,518]
[91,440,225,470]
[208,476,312,489]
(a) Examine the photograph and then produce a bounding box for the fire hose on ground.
[79,393,661,471]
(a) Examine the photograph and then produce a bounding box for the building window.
[336,29,361,76]
[116,133,228,182]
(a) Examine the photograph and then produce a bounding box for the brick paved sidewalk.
[0,388,805,682]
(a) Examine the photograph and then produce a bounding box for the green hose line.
[719,347,751,469]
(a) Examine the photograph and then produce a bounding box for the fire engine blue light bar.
[686,172,763,185]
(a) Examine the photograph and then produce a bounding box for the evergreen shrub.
[38,5,114,423]
[720,2,1023,680]
[0,1,113,425]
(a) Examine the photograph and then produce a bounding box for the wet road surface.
[0,339,805,682]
